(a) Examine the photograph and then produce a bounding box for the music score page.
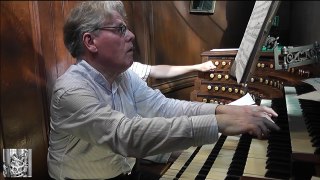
[231,1,272,83]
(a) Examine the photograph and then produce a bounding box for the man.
[47,1,280,179]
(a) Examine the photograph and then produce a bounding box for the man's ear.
[83,32,97,53]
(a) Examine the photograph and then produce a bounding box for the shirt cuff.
[191,114,219,147]
[198,103,218,115]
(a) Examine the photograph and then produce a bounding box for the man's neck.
[82,58,119,84]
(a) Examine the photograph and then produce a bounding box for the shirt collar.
[77,60,124,92]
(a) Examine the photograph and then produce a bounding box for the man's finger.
[263,118,280,131]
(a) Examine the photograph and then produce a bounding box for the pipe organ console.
[160,49,320,180]
[190,50,309,105]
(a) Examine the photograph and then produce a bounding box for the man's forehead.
[104,12,126,25]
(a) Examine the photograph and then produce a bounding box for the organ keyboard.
[285,86,315,154]
[161,83,320,179]
[157,38,320,179]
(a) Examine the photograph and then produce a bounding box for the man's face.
[93,11,135,74]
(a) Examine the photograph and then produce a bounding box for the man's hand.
[196,61,216,72]
[216,113,280,139]
[215,105,280,139]
[216,104,278,118]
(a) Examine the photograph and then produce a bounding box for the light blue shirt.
[129,62,151,81]
[47,60,219,179]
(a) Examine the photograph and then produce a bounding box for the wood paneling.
[125,1,254,100]
[3,1,318,178]
[37,1,79,103]
[1,1,50,178]
[0,1,78,178]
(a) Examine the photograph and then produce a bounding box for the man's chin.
[122,60,133,72]
[129,58,133,66]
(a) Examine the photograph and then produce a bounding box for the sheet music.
[296,78,320,102]
[231,1,272,83]
[228,93,256,105]
[302,78,320,91]
[296,91,320,102]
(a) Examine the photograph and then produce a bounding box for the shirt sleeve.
[51,83,219,158]
[126,70,218,118]
[129,62,151,81]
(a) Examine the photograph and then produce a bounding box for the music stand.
[230,1,281,84]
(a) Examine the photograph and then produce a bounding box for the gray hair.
[63,1,126,58]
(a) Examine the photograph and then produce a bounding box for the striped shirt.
[47,60,219,179]
[130,61,169,163]
[129,62,151,81]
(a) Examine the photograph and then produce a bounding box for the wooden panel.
[124,1,152,65]
[1,1,50,178]
[37,1,79,103]
[125,1,255,95]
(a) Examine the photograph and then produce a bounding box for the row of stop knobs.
[207,85,246,94]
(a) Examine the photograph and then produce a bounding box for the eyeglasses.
[96,24,127,36]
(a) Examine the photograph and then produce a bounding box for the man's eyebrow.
[119,21,127,26]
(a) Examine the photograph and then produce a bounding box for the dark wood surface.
[1,1,320,179]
